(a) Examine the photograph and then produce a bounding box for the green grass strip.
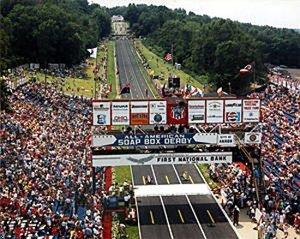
[126,225,140,239]
[137,40,204,89]
[34,71,95,98]
[107,41,117,99]
[197,164,219,190]
[113,166,132,185]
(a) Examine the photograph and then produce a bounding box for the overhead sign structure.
[243,99,260,122]
[206,100,224,123]
[92,152,233,166]
[188,100,205,124]
[92,98,261,126]
[92,133,218,147]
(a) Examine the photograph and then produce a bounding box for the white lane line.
[172,165,208,239]
[151,165,174,239]
[118,40,133,99]
[194,165,241,239]
[121,40,134,99]
[172,164,182,183]
[130,166,142,239]
[128,40,156,98]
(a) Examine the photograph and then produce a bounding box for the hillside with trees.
[0,0,111,72]
[110,4,300,93]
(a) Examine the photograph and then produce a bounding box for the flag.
[240,62,255,75]
[164,53,172,62]
[217,87,223,96]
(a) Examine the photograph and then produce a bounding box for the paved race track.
[115,38,239,239]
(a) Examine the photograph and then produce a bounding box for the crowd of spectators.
[212,82,299,238]
[1,65,299,238]
[0,82,105,238]
[1,67,28,90]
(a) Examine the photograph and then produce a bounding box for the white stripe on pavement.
[172,165,208,239]
[151,165,174,239]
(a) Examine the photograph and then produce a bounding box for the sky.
[90,0,300,29]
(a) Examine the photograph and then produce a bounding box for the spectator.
[0,82,104,238]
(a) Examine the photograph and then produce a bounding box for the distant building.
[111,15,124,22]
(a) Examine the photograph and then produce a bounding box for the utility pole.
[253,61,256,83]
[44,65,47,93]
[94,47,99,99]
[171,43,174,66]
[228,82,231,95]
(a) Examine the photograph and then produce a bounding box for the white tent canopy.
[88,47,97,58]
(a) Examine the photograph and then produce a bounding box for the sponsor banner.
[92,133,218,147]
[131,101,149,125]
[244,132,262,144]
[149,101,167,124]
[93,102,111,125]
[167,100,188,125]
[224,99,242,123]
[243,99,260,122]
[188,100,205,123]
[206,100,224,123]
[112,102,130,125]
[217,134,235,147]
[93,152,233,166]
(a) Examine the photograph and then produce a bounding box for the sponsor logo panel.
[206,100,224,123]
[93,102,111,125]
[112,102,130,125]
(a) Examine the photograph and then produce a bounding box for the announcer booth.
[91,96,262,165]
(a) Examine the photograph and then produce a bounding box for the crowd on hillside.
[213,82,300,238]
[1,67,299,238]
[0,82,105,238]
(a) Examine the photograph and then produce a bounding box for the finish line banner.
[92,152,232,166]
[92,133,218,147]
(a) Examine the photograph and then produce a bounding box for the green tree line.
[110,4,300,93]
[0,0,111,72]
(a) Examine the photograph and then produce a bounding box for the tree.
[0,79,11,112]
[92,8,111,39]
[0,0,112,70]
[0,28,10,73]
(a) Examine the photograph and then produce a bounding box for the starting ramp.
[134,183,211,197]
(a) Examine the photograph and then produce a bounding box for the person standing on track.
[145,88,148,98]
[233,205,240,226]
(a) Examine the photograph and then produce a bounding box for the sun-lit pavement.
[214,199,299,239]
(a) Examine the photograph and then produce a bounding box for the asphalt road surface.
[115,38,239,239]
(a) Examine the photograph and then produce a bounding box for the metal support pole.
[94,46,99,99]
[92,166,96,193]
[94,76,97,99]
[171,43,174,66]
